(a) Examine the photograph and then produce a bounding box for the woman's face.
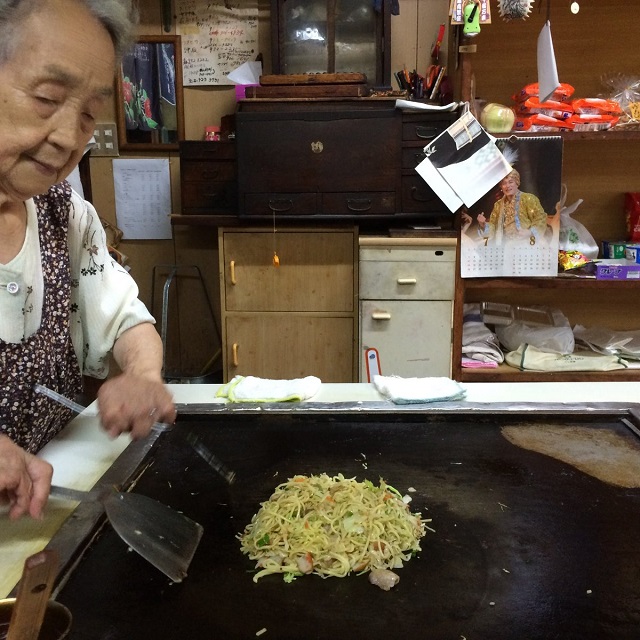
[500,175,519,198]
[0,0,116,203]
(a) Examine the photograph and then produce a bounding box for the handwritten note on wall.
[176,0,258,86]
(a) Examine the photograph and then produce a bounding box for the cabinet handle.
[232,343,239,366]
[268,199,293,212]
[415,126,438,140]
[346,198,372,212]
[397,278,417,285]
[200,170,221,180]
[371,311,391,321]
[410,186,433,202]
[413,151,427,163]
[230,260,236,285]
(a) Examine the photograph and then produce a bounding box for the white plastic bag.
[495,306,575,354]
[557,187,599,258]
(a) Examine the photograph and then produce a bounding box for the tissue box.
[234,84,259,101]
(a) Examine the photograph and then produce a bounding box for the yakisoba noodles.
[238,473,429,582]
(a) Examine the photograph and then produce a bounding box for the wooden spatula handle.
[7,549,58,640]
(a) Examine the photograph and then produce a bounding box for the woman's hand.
[100,322,176,439]
[476,212,487,230]
[0,435,53,520]
[97,373,176,440]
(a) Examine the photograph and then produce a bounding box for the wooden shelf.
[462,276,640,290]
[497,129,640,141]
[458,363,640,383]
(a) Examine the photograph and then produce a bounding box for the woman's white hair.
[0,0,138,65]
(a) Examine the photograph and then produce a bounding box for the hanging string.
[272,207,280,267]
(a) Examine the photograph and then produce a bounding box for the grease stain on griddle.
[501,423,640,488]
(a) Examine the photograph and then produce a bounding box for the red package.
[568,113,619,131]
[513,82,575,103]
[625,193,640,243]
[515,96,574,120]
[513,113,573,131]
[571,98,623,115]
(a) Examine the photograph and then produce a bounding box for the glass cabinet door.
[271,0,391,86]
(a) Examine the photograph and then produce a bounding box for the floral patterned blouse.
[0,185,154,379]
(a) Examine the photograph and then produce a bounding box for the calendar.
[460,136,563,278]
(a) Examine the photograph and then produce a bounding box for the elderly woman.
[476,169,549,246]
[0,0,175,520]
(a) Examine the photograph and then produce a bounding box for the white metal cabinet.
[359,239,456,381]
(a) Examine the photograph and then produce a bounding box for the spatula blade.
[104,492,204,583]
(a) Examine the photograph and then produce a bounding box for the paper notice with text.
[176,0,258,86]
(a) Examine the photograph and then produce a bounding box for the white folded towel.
[373,375,466,405]
[216,375,322,403]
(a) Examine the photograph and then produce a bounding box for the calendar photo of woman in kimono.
[460,136,562,277]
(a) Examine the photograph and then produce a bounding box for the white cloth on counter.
[373,375,466,404]
[216,375,322,402]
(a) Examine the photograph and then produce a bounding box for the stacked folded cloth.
[461,303,504,368]
[373,375,466,405]
[216,375,322,403]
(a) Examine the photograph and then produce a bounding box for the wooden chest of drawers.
[179,140,237,215]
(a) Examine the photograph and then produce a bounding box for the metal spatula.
[50,485,203,583]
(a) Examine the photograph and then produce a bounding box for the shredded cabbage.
[238,473,429,582]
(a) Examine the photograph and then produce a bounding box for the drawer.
[402,146,427,170]
[237,110,399,193]
[242,193,318,217]
[359,299,452,379]
[401,175,445,212]
[181,181,237,212]
[322,192,396,215]
[181,160,236,182]
[401,114,454,142]
[179,140,236,160]
[359,251,455,300]
[222,230,355,312]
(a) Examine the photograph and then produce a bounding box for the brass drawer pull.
[371,311,391,321]
[397,278,417,285]
[232,343,239,366]
[230,260,236,285]
[346,198,372,212]
[268,199,293,212]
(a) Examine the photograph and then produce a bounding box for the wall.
[88,0,452,377]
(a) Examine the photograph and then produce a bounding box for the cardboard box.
[624,244,640,263]
[601,240,627,259]
[595,259,640,280]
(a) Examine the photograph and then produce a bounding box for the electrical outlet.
[91,122,119,157]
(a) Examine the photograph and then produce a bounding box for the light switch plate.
[90,122,119,157]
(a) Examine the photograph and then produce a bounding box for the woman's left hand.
[96,373,176,440]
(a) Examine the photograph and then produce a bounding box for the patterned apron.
[0,183,83,453]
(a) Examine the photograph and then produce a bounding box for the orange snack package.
[515,97,574,120]
[571,98,623,115]
[513,82,575,103]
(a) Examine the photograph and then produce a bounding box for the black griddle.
[49,407,640,640]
